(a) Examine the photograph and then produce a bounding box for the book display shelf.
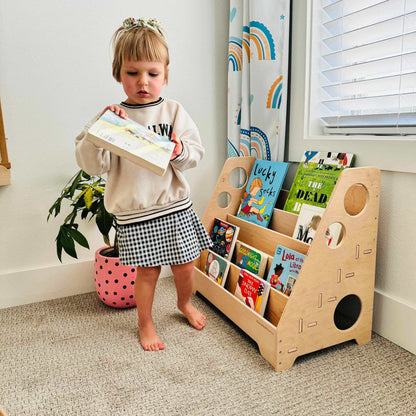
[193,156,381,372]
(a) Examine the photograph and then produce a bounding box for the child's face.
[120,59,167,105]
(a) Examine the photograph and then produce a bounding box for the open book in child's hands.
[87,109,175,176]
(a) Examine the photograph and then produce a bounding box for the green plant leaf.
[64,207,78,225]
[103,235,111,246]
[47,195,65,220]
[66,227,90,249]
[92,186,105,194]
[81,207,89,220]
[84,187,94,209]
[57,225,78,259]
[73,188,87,204]
[96,202,113,238]
[69,170,83,198]
[53,199,62,217]
[56,239,63,262]
[81,170,91,180]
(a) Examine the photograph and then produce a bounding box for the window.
[318,0,416,135]
[288,0,416,173]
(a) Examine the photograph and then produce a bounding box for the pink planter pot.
[94,247,137,308]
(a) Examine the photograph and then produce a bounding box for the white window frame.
[288,0,416,173]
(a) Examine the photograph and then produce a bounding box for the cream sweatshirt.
[75,98,204,224]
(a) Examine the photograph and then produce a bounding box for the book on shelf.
[209,218,240,260]
[204,250,231,287]
[234,241,268,278]
[266,245,305,296]
[236,159,289,227]
[87,109,175,176]
[292,204,342,247]
[234,269,270,316]
[283,151,355,214]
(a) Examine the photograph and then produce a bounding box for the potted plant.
[47,170,136,308]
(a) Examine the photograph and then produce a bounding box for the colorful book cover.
[234,269,270,316]
[283,151,355,214]
[204,250,231,287]
[266,245,305,295]
[234,241,268,278]
[236,159,289,227]
[209,218,240,260]
[292,204,342,247]
[87,109,175,176]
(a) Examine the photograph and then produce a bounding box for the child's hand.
[100,105,128,119]
[170,132,183,160]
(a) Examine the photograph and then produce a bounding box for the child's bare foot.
[179,303,206,330]
[138,320,165,351]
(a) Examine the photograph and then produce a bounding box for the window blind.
[319,0,416,135]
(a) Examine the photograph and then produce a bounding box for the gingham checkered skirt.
[117,208,213,267]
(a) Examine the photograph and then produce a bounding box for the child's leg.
[135,266,165,351]
[171,261,206,330]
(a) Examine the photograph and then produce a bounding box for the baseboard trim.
[0,262,172,309]
[373,289,416,355]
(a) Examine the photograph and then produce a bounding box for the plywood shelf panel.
[193,156,380,371]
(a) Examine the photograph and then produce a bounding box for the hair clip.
[122,17,163,34]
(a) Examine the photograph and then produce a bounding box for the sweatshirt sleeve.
[74,113,111,176]
[169,104,205,172]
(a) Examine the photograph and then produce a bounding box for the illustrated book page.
[236,159,289,227]
[292,204,342,247]
[234,269,271,316]
[266,245,305,296]
[204,250,231,287]
[234,240,268,278]
[87,109,175,176]
[284,151,355,214]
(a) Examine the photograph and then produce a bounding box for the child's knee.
[137,266,161,281]
[172,261,194,276]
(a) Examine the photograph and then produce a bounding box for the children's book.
[209,218,240,260]
[236,159,289,227]
[234,269,270,316]
[204,250,231,287]
[266,245,305,295]
[283,151,355,214]
[234,241,268,278]
[292,204,342,247]
[87,109,175,176]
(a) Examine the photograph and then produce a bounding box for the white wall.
[0,0,229,307]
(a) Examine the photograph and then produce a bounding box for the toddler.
[75,17,213,351]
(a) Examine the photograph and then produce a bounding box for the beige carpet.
[1,276,415,416]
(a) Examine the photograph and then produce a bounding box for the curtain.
[227,0,291,161]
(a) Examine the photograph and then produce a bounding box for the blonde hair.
[112,25,170,82]
[249,178,263,193]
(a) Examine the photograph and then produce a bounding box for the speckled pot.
[94,247,136,308]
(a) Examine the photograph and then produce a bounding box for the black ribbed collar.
[120,97,164,109]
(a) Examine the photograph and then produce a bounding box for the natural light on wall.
[310,0,416,136]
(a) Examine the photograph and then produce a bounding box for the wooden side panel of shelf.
[275,165,381,371]
[193,156,381,372]
[0,100,11,186]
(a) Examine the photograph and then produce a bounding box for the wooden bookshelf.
[0,100,11,186]
[193,156,381,371]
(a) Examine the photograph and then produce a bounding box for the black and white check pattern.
[117,208,213,267]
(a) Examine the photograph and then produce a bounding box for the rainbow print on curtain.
[227,0,290,162]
